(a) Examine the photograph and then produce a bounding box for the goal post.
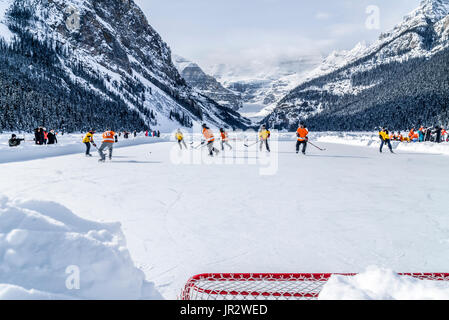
[181,273,449,300]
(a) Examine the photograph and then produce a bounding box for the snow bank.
[0,133,168,164]
[0,195,162,300]
[315,132,449,156]
[319,267,449,300]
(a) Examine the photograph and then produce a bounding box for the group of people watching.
[33,127,58,145]
[145,130,160,138]
[393,126,448,143]
[379,125,448,153]
[8,127,58,147]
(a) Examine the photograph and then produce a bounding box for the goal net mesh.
[181,273,449,300]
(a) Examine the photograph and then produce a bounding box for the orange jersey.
[202,128,214,142]
[102,131,116,143]
[296,128,309,141]
[220,132,228,141]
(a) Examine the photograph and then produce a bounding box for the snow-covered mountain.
[207,56,322,119]
[172,55,243,111]
[0,0,250,132]
[265,0,449,130]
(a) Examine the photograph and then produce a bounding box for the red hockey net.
[181,273,449,300]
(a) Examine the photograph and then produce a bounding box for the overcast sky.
[134,0,422,69]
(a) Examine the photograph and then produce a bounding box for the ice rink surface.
[3,139,449,299]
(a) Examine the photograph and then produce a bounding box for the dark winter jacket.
[47,132,58,144]
[9,137,24,147]
[434,127,442,143]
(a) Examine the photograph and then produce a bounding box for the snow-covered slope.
[0,0,13,42]
[0,0,250,132]
[173,55,243,111]
[266,0,449,130]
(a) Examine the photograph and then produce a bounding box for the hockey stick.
[192,142,207,149]
[308,141,326,151]
[244,141,259,148]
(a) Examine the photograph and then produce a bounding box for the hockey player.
[258,125,271,152]
[219,128,232,151]
[98,129,116,162]
[202,124,219,157]
[175,129,187,150]
[379,127,394,153]
[296,122,309,155]
[82,129,97,157]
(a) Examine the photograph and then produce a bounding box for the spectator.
[43,129,48,145]
[8,134,24,147]
[434,126,442,143]
[442,127,448,142]
[34,128,41,145]
[47,130,58,145]
[425,127,432,142]
[418,126,425,142]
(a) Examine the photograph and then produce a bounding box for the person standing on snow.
[47,130,58,145]
[43,129,48,145]
[82,129,97,157]
[98,129,116,162]
[425,127,432,142]
[175,129,187,150]
[379,127,394,153]
[434,126,442,143]
[219,128,232,151]
[34,128,40,145]
[258,125,271,152]
[418,126,425,142]
[296,122,309,155]
[202,124,219,157]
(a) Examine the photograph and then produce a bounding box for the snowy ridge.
[266,0,449,129]
[207,56,322,119]
[0,0,250,131]
[173,55,244,112]
[0,0,13,42]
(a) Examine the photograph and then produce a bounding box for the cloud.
[328,23,363,37]
[315,11,331,20]
[192,30,329,71]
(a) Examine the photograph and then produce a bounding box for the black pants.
[85,142,91,155]
[380,139,392,152]
[296,140,307,153]
[260,140,270,152]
